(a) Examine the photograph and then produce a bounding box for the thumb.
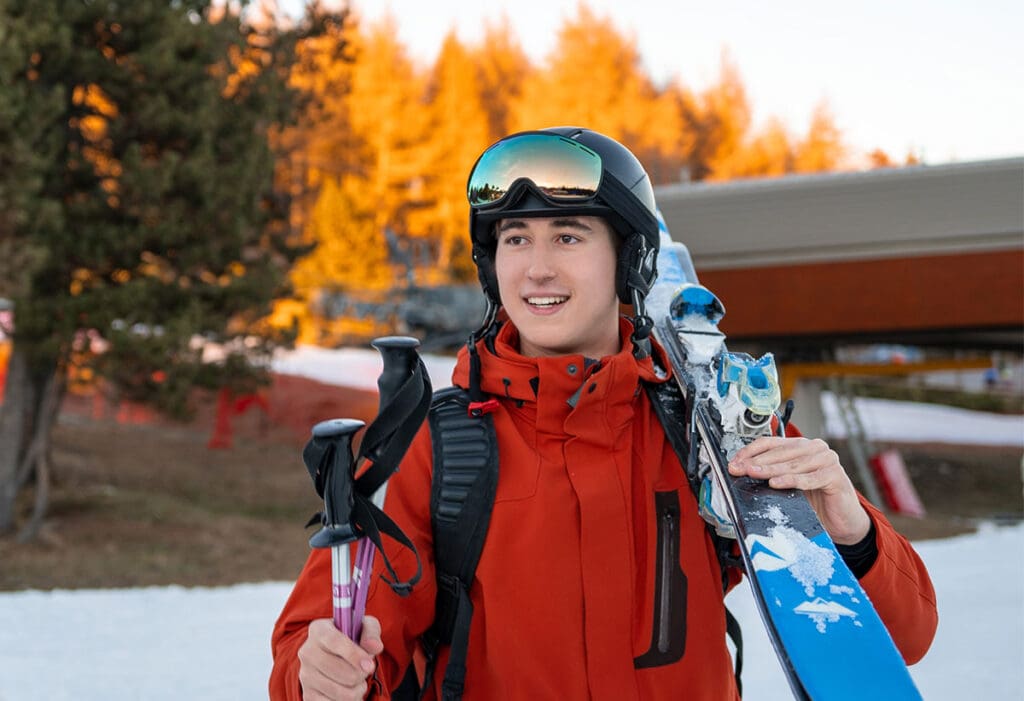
[359,615,384,656]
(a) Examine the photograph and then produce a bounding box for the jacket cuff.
[835,516,879,578]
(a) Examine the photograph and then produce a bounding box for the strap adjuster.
[468,398,499,417]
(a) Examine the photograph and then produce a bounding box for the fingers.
[732,436,827,464]
[359,616,384,657]
[298,618,380,701]
[726,436,872,543]
[728,437,843,493]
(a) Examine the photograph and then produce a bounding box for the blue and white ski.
[649,215,922,700]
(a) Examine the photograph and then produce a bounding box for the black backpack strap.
[643,379,744,693]
[415,386,499,701]
[726,606,744,697]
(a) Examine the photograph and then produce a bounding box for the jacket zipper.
[657,506,677,653]
[635,491,687,668]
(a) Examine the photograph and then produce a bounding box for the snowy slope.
[273,345,1024,447]
[0,523,1020,700]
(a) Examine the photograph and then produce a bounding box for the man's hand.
[727,436,872,545]
[297,616,384,700]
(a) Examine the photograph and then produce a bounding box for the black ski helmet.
[467,127,660,314]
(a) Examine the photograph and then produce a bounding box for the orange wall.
[698,249,1024,340]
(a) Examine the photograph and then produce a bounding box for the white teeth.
[527,296,568,306]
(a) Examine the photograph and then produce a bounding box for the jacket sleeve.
[856,498,938,664]
[782,420,937,664]
[269,425,439,700]
[269,547,333,700]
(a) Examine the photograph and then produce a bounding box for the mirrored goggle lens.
[467,133,602,208]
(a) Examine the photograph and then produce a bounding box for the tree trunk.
[0,342,59,535]
[15,367,64,542]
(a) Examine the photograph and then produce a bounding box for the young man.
[270,127,937,700]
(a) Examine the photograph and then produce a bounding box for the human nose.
[525,245,556,281]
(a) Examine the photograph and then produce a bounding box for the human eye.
[557,233,581,245]
[501,234,527,246]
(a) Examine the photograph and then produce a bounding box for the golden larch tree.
[295,175,392,294]
[508,5,659,152]
[345,15,432,235]
[696,53,754,180]
[794,101,846,172]
[471,16,532,142]
[734,118,795,178]
[408,31,492,281]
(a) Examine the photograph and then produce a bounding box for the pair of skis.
[650,220,922,700]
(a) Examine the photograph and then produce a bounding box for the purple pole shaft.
[349,483,388,641]
[350,540,376,642]
[332,545,353,638]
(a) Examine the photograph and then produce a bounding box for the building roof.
[654,157,1024,270]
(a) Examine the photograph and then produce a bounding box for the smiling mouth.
[526,295,569,309]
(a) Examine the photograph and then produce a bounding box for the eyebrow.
[496,218,594,233]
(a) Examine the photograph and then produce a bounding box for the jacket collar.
[452,317,670,412]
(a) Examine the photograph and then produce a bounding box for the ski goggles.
[467,132,604,209]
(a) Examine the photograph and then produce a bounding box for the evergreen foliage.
[0,0,345,534]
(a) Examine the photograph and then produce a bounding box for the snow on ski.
[649,215,922,700]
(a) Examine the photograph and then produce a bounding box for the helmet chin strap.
[629,287,653,360]
[466,297,500,403]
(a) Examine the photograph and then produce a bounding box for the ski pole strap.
[356,357,433,495]
[303,355,431,594]
[354,356,432,594]
[303,436,424,593]
[351,497,422,595]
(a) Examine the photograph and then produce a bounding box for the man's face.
[494,215,621,359]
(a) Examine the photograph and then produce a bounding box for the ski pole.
[303,336,428,641]
[349,336,422,641]
[307,417,365,637]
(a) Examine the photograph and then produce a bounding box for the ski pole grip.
[312,417,366,441]
[371,336,422,412]
[307,418,365,549]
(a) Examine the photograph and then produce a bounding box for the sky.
[308,0,1023,166]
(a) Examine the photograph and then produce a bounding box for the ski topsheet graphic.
[649,215,922,700]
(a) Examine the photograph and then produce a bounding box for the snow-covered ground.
[272,344,1024,448]
[1,344,1021,699]
[1,523,1020,700]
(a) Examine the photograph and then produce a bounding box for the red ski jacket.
[271,319,937,700]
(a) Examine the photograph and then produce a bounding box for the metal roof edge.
[654,155,1024,200]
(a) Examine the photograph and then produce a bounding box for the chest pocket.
[493,447,542,503]
[635,490,688,668]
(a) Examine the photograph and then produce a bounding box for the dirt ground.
[1,384,1022,592]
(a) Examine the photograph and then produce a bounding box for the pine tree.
[0,0,343,538]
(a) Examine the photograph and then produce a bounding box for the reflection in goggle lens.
[468,133,602,208]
